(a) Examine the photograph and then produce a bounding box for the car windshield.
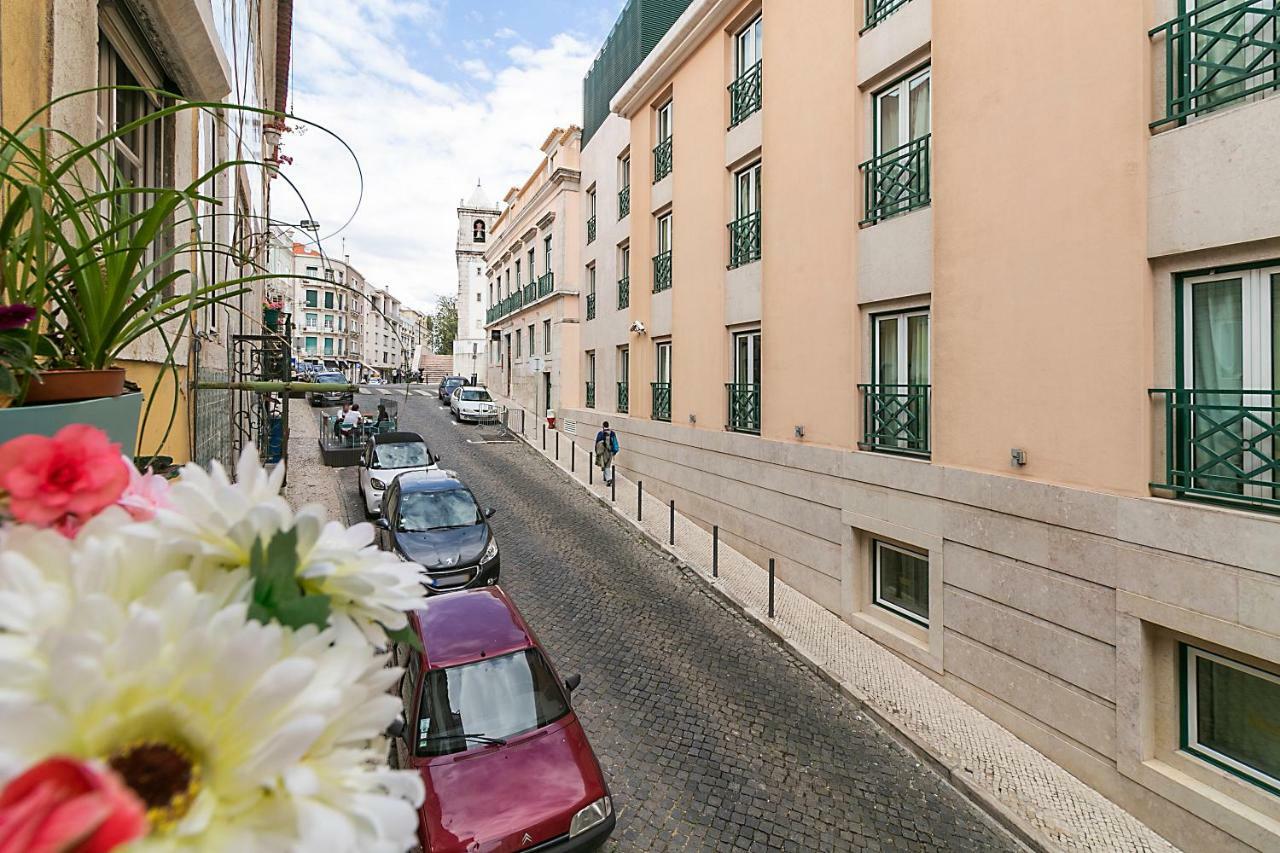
[316,373,345,384]
[373,443,430,469]
[397,488,480,532]
[415,649,570,757]
[459,389,492,402]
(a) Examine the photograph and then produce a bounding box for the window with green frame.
[1181,644,1280,796]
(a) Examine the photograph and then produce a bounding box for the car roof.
[410,587,534,669]
[396,469,467,492]
[371,431,427,446]
[442,376,467,383]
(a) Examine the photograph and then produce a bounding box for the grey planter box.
[0,392,143,455]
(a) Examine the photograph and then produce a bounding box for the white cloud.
[275,1,595,312]
[494,26,519,40]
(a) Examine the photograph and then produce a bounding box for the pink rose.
[116,458,170,522]
[0,425,131,532]
[0,758,147,853]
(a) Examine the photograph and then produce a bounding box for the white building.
[267,233,367,379]
[455,182,501,384]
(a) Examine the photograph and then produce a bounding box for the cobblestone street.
[335,389,1023,852]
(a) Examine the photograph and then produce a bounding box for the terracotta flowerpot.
[24,368,126,404]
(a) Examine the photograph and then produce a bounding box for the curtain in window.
[909,76,931,140]
[1192,279,1244,492]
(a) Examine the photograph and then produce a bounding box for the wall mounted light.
[795,425,805,439]
[689,413,697,425]
[1011,448,1028,467]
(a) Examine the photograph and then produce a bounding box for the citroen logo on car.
[521,832,533,846]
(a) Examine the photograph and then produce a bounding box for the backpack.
[609,432,619,454]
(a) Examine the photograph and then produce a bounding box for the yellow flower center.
[108,740,202,831]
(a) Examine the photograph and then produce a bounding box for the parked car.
[375,470,499,593]
[392,587,615,852]
[358,432,438,517]
[437,375,468,401]
[367,376,386,385]
[307,371,353,407]
[450,385,499,423]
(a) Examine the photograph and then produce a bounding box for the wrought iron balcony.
[523,282,536,304]
[863,0,913,31]
[586,293,596,321]
[618,185,630,219]
[1150,388,1280,511]
[651,382,671,422]
[587,216,597,244]
[617,381,629,414]
[585,382,596,409]
[728,211,761,269]
[538,271,554,298]
[858,383,930,457]
[860,134,931,225]
[1151,0,1280,127]
[653,137,673,182]
[652,251,672,293]
[726,383,760,434]
[729,61,762,127]
[617,276,630,309]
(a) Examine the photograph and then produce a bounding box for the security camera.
[630,320,647,335]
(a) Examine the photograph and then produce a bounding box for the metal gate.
[230,316,293,470]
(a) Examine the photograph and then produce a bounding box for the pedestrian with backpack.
[594,421,620,485]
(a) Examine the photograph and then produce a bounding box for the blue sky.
[275,0,628,309]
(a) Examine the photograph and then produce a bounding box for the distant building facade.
[456,183,501,384]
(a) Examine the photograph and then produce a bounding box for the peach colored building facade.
[567,1,1280,849]
[485,128,584,421]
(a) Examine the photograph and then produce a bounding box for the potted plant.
[264,298,284,332]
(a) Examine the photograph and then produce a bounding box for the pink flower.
[116,458,170,521]
[0,303,36,331]
[0,758,148,853]
[0,425,131,532]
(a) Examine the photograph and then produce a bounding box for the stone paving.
[495,406,1182,853]
[329,388,1025,852]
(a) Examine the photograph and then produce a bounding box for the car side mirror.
[375,518,391,530]
[564,674,581,693]
[386,717,407,743]
[484,507,496,519]
[432,454,441,464]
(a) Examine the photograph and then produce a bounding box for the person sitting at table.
[340,403,362,444]
[376,403,391,426]
[334,403,350,439]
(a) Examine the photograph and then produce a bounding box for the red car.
[393,587,615,851]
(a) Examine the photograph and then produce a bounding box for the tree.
[432,295,457,355]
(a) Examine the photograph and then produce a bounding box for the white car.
[450,385,499,423]
[358,431,438,517]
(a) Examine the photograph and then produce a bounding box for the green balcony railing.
[858,383,930,457]
[860,134,931,225]
[586,382,596,409]
[1151,0,1280,128]
[652,382,671,422]
[1150,388,1280,511]
[618,185,631,219]
[728,211,761,269]
[726,383,760,434]
[617,381,629,414]
[652,251,672,293]
[653,137,673,182]
[729,61,763,127]
[587,216,597,244]
[617,276,630,310]
[538,271,554,298]
[523,282,536,304]
[586,293,596,321]
[863,0,913,31]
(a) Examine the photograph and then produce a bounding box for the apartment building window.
[728,330,761,434]
[654,101,674,182]
[730,15,763,126]
[862,66,931,225]
[587,189,597,244]
[324,291,334,309]
[324,268,334,281]
[654,214,673,293]
[1182,645,1280,795]
[527,325,535,359]
[1153,264,1279,510]
[305,312,318,329]
[586,352,597,408]
[528,248,536,283]
[863,0,913,31]
[323,316,333,330]
[729,162,762,269]
[859,308,930,456]
[544,235,553,279]
[543,319,551,354]
[516,330,522,358]
[305,336,317,354]
[618,347,630,413]
[306,266,318,278]
[516,260,522,287]
[619,155,631,219]
[586,265,597,320]
[873,540,929,626]
[305,289,318,308]
[653,341,672,422]
[618,245,631,310]
[324,338,334,356]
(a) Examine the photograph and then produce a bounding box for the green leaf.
[246,529,332,633]
[385,624,423,653]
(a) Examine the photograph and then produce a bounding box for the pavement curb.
[508,425,1054,853]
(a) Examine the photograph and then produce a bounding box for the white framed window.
[587,351,596,384]
[874,65,931,157]
[588,188,597,218]
[544,235,553,276]
[657,100,673,143]
[735,161,762,219]
[588,264,597,297]
[515,260,522,287]
[734,329,761,385]
[657,213,673,254]
[655,340,672,384]
[543,319,551,354]
[735,15,763,76]
[874,309,930,388]
[528,248,536,280]
[873,540,929,626]
[620,347,629,383]
[1182,645,1280,796]
[619,155,631,188]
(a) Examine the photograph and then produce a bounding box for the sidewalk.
[505,416,1180,853]
[283,399,352,525]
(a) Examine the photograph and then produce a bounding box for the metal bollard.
[571,442,575,473]
[768,558,776,619]
[637,481,643,522]
[712,526,719,578]
[522,410,526,434]
[542,425,546,450]
[669,499,675,545]
[611,474,616,503]
[555,431,559,460]
[589,457,593,485]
